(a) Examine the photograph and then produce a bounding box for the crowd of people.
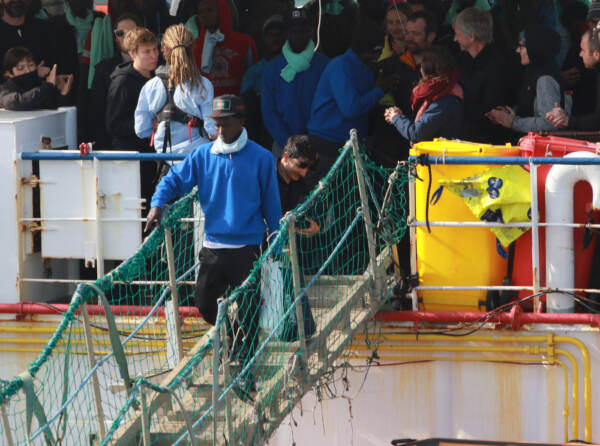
[2,0,600,172]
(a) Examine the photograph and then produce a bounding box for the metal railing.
[408,154,600,312]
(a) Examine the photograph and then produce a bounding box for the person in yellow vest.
[379,2,416,70]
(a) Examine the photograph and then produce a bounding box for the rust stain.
[497,363,523,440]
[20,175,40,186]
[393,361,435,431]
[112,193,122,216]
[422,362,435,430]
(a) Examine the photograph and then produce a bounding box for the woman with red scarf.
[384,46,463,143]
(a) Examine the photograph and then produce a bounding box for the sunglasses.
[296,158,318,169]
[114,29,125,38]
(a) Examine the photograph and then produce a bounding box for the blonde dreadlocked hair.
[162,24,205,94]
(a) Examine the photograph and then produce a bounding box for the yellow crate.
[410,139,520,311]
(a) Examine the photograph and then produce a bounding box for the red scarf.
[411,70,463,122]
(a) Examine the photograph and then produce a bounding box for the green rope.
[19,371,56,446]
[85,282,132,394]
[57,322,73,442]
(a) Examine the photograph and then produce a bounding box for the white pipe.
[530,163,541,309]
[545,152,600,313]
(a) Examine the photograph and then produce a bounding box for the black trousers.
[195,245,261,362]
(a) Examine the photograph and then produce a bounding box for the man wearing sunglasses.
[276,134,319,236]
[276,134,318,345]
[86,13,139,149]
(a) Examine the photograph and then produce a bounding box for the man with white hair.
[453,6,507,143]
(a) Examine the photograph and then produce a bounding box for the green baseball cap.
[209,95,245,118]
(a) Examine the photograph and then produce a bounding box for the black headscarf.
[516,24,563,117]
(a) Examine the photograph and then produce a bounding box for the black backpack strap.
[154,73,207,148]
[155,74,194,125]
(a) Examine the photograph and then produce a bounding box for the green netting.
[0,131,409,446]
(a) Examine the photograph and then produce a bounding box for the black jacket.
[106,61,152,152]
[570,66,600,131]
[88,54,123,148]
[0,17,55,68]
[459,44,510,144]
[277,163,310,214]
[368,56,418,167]
[0,72,60,111]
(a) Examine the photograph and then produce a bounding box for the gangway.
[104,130,396,445]
[0,129,405,446]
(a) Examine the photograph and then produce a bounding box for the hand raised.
[37,61,50,78]
[46,64,57,85]
[56,74,74,95]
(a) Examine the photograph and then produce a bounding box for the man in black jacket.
[87,13,138,148]
[106,26,158,214]
[106,26,157,150]
[454,7,508,144]
[368,54,418,167]
[0,0,70,70]
[275,134,318,343]
[546,28,600,130]
[277,135,318,216]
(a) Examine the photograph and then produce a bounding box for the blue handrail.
[20,152,187,161]
[22,153,600,165]
[409,155,600,165]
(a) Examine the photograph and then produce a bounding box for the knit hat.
[263,14,285,33]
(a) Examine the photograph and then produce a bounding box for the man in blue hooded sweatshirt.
[261,8,330,159]
[146,94,282,398]
[307,17,395,185]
